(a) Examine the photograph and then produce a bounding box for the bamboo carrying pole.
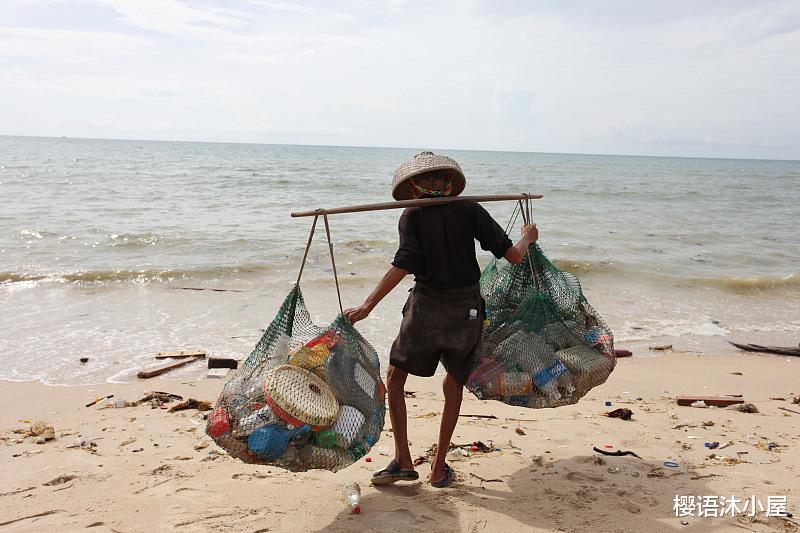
[290,193,542,217]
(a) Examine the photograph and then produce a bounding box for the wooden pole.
[290,193,542,218]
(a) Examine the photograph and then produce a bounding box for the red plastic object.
[306,330,341,350]
[207,407,230,437]
[365,457,372,462]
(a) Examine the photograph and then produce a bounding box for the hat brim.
[391,167,466,201]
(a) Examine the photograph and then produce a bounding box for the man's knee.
[442,373,463,397]
[387,365,408,392]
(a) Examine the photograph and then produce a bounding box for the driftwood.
[155,350,206,360]
[173,287,244,293]
[592,447,642,459]
[137,356,203,378]
[168,399,213,412]
[676,396,744,407]
[728,341,800,357]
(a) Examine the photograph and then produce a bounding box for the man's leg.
[430,372,463,484]
[386,364,414,470]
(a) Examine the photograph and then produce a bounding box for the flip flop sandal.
[431,463,455,489]
[371,459,420,486]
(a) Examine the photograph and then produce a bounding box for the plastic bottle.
[342,482,362,514]
[111,398,136,408]
[332,405,366,447]
[94,396,114,409]
[269,333,291,370]
[499,372,532,396]
[236,405,276,436]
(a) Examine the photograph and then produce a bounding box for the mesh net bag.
[206,215,386,472]
[467,240,616,408]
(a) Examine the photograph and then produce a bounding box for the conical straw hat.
[391,151,466,201]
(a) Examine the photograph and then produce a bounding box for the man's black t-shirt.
[391,200,513,290]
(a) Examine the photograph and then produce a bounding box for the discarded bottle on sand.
[342,482,362,514]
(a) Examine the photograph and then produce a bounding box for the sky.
[1,0,799,160]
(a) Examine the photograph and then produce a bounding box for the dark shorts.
[389,283,485,385]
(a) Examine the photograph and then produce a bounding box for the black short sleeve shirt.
[391,199,513,290]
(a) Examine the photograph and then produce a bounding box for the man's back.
[392,200,512,290]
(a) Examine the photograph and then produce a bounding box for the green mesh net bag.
[206,216,386,472]
[467,204,615,408]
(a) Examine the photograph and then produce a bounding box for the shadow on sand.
[312,454,748,532]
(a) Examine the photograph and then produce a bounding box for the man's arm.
[504,224,538,264]
[343,265,409,324]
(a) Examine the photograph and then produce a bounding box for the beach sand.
[2,351,798,532]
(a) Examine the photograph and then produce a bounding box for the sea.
[2,135,799,385]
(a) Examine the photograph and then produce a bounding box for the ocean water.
[2,135,799,385]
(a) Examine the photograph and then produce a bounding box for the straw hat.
[391,151,466,201]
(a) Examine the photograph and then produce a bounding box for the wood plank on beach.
[155,350,206,360]
[676,396,744,407]
[137,356,203,379]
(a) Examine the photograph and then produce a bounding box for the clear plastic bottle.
[268,333,291,370]
[342,482,362,514]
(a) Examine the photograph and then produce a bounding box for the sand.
[1,351,799,532]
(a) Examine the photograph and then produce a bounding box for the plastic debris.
[342,482,361,514]
[466,242,615,409]
[604,408,633,420]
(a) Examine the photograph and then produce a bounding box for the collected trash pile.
[207,286,386,472]
[467,243,616,408]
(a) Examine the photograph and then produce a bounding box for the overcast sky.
[2,1,799,159]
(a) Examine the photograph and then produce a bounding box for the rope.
[295,215,319,286]
[504,200,522,235]
[323,212,344,316]
[519,195,538,283]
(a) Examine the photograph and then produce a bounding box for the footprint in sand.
[622,500,641,514]
[565,471,605,483]
[386,508,437,525]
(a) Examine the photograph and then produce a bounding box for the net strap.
[323,212,345,316]
[518,194,540,284]
[295,214,319,286]
[293,212,345,316]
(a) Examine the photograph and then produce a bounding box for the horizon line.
[1,133,798,164]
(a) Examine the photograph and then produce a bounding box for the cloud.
[93,0,250,38]
[0,26,153,62]
[0,0,798,159]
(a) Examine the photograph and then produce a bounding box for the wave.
[0,264,274,285]
[104,232,189,248]
[551,258,621,275]
[548,258,799,293]
[692,273,800,292]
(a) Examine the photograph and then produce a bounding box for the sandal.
[371,459,419,486]
[431,463,455,488]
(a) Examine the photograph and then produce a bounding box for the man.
[344,151,538,488]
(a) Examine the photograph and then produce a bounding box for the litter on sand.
[604,408,633,420]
